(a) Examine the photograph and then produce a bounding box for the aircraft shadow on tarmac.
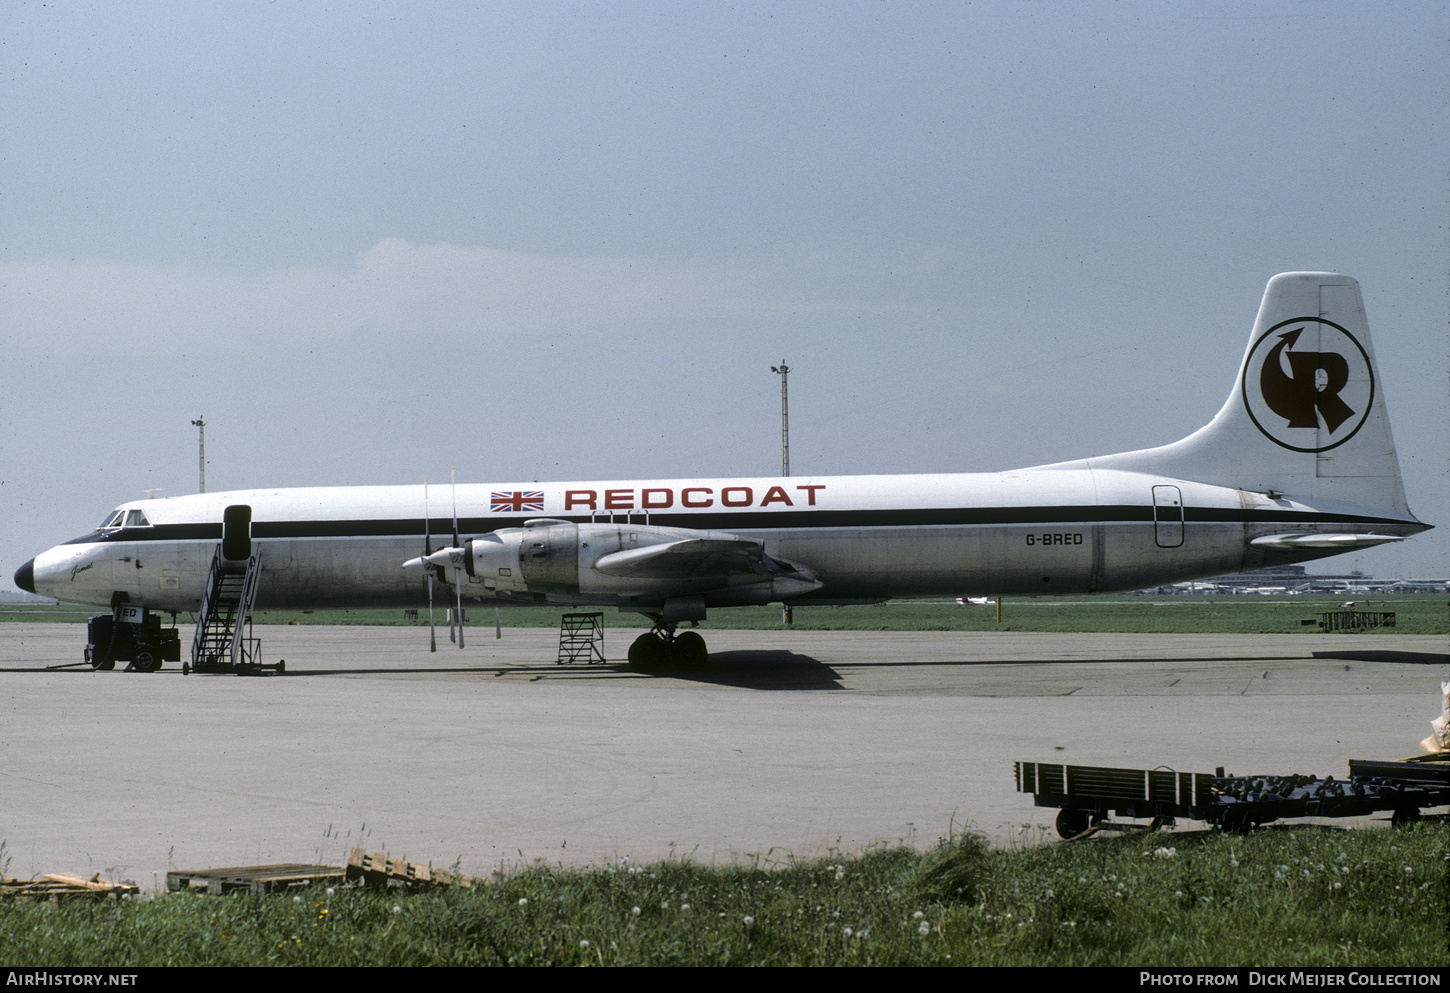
[640,651,844,690]
[264,651,846,691]
[1311,649,1450,666]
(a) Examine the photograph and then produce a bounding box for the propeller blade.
[451,467,464,649]
[425,480,436,652]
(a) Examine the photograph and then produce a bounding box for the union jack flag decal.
[492,490,545,513]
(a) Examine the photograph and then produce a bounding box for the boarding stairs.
[189,545,275,674]
[557,612,606,664]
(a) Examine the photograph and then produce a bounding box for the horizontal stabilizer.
[1249,533,1403,550]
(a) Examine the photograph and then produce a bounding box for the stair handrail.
[229,547,263,665]
[191,544,224,668]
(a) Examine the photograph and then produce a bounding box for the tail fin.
[1089,272,1420,520]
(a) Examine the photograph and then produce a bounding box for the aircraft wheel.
[1055,808,1090,840]
[1391,807,1421,827]
[628,633,670,672]
[671,631,709,671]
[1220,810,1254,835]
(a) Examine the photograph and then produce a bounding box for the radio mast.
[191,417,206,493]
[770,362,790,476]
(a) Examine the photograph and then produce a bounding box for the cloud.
[0,240,915,355]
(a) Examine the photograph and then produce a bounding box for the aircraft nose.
[14,558,36,594]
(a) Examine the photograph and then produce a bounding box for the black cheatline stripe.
[63,505,1412,544]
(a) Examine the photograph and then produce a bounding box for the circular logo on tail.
[1241,317,1373,453]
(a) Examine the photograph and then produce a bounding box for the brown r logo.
[1259,328,1354,432]
[1241,317,1373,453]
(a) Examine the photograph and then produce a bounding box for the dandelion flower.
[743,915,754,926]
[518,898,528,907]
[918,922,931,935]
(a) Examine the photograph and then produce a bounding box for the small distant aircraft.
[15,273,1430,670]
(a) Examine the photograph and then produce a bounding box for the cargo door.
[1152,485,1184,548]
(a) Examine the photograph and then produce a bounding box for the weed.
[2,825,1442,966]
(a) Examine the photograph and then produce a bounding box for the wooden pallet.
[166,863,344,894]
[344,848,478,890]
[2,873,141,902]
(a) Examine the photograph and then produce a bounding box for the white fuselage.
[23,467,1421,613]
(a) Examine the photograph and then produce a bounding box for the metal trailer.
[1015,756,1450,839]
[84,606,182,672]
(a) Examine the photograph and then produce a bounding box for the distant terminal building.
[1145,565,1447,595]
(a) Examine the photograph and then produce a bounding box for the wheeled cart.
[1016,756,1450,838]
[84,606,181,672]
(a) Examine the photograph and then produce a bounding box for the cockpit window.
[99,510,124,529]
[124,509,151,528]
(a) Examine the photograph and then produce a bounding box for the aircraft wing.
[593,537,771,580]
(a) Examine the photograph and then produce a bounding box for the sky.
[2,1,1446,585]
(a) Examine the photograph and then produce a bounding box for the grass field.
[4,595,1445,634]
[2,824,1444,967]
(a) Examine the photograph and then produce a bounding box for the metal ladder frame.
[189,545,266,672]
[557,612,606,664]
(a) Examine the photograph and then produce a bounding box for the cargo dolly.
[1015,755,1450,839]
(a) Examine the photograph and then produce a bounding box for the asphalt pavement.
[1,623,1444,889]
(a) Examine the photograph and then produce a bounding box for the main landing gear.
[627,623,709,672]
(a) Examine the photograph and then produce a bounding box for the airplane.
[14,272,1430,672]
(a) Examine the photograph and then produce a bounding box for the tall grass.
[5,595,1445,633]
[3,824,1443,966]
[270,595,1450,634]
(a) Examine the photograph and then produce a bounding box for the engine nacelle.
[462,529,528,593]
[456,519,818,605]
[465,520,665,596]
